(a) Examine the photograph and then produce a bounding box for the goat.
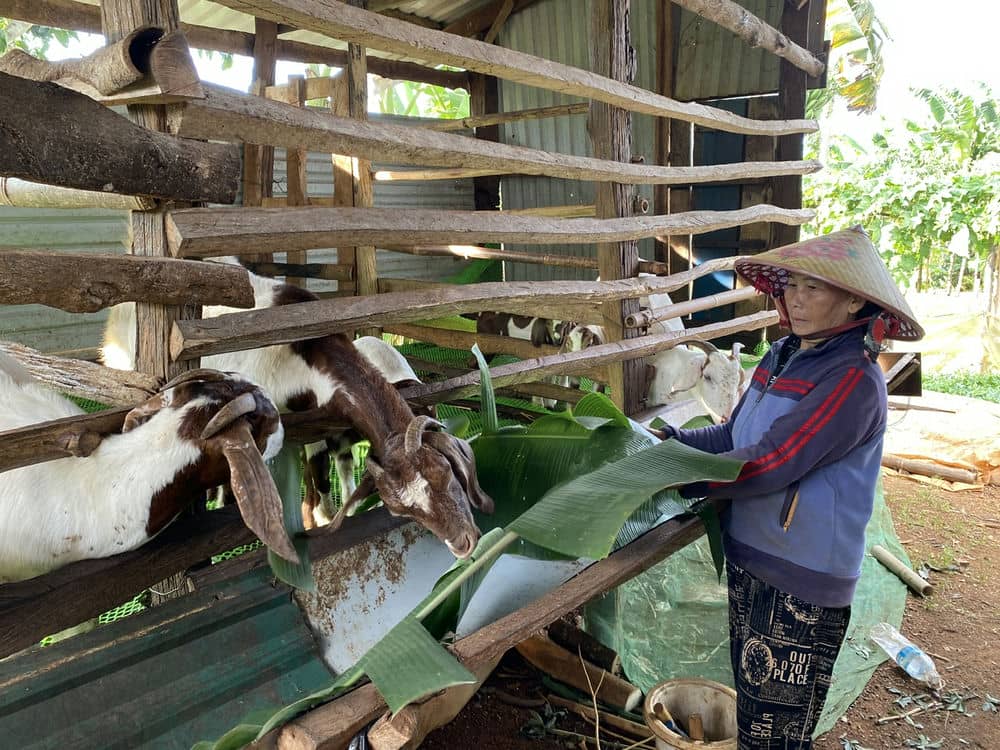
[103,266,492,558]
[0,358,295,583]
[644,339,745,424]
[301,336,426,529]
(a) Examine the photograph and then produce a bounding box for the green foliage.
[805,84,1000,291]
[923,371,1000,404]
[0,19,78,57]
[372,75,470,119]
[809,0,888,116]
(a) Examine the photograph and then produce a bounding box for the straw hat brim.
[733,228,925,341]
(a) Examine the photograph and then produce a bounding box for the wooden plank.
[424,102,589,132]
[284,74,310,286]
[378,243,599,269]
[0,176,154,210]
[0,72,240,204]
[243,18,278,215]
[442,0,542,37]
[241,260,353,281]
[0,250,254,312]
[165,204,814,258]
[169,85,822,186]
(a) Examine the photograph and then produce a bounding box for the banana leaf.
[266,442,315,592]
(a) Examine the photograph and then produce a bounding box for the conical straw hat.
[734,226,924,341]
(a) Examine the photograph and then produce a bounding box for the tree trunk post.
[590,0,643,414]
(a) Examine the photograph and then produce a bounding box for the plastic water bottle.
[869,622,943,690]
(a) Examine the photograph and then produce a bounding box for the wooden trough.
[0,0,828,746]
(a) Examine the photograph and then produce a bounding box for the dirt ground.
[421,473,1000,750]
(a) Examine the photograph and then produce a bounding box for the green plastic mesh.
[582,478,909,736]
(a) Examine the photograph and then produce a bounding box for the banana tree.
[193,346,743,749]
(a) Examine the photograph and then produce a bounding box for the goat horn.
[201,392,258,440]
[161,368,228,391]
[404,415,444,455]
[683,338,720,356]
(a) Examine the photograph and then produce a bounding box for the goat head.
[125,370,298,564]
[330,415,493,559]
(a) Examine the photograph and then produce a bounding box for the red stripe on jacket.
[736,367,864,481]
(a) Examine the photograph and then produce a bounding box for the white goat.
[102,264,492,558]
[645,339,745,423]
[0,358,294,583]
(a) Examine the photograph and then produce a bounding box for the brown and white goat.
[103,265,493,558]
[0,359,295,583]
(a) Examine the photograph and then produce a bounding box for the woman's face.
[782,272,865,345]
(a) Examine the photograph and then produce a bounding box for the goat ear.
[122,393,167,432]
[425,431,494,514]
[220,422,299,564]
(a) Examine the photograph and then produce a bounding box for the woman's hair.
[857,301,882,320]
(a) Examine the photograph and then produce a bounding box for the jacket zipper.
[780,482,801,531]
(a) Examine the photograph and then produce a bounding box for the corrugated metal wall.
[0,113,476,355]
[497,0,782,283]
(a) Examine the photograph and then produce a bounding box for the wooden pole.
[0,0,469,89]
[100,0,196,382]
[284,74,310,286]
[243,17,278,220]
[669,0,825,77]
[424,102,589,132]
[590,0,642,414]
[210,0,817,136]
[0,177,154,210]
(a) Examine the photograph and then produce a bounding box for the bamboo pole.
[379,243,599,269]
[670,0,825,77]
[424,102,590,132]
[880,454,980,485]
[0,177,154,210]
[625,286,758,328]
[870,544,934,597]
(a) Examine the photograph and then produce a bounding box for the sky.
[42,1,1000,140]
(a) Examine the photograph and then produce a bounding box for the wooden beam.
[483,0,515,45]
[243,18,278,216]
[100,0,196,383]
[169,262,769,359]
[165,204,814,258]
[669,0,825,77]
[0,250,254,313]
[772,1,811,248]
[590,0,642,414]
[442,0,543,37]
[0,0,469,89]
[241,260,353,281]
[0,73,240,204]
[169,86,822,188]
[0,342,160,407]
[211,0,817,136]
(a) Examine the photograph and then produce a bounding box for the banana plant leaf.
[266,442,315,592]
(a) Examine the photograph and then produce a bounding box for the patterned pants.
[727,560,850,750]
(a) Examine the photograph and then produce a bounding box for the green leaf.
[509,439,743,560]
[358,616,476,714]
[266,443,315,592]
[571,391,630,427]
[471,344,499,434]
[191,724,262,750]
[694,500,726,580]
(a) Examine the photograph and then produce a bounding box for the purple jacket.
[665,330,887,607]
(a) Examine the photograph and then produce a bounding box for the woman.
[657,226,923,749]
